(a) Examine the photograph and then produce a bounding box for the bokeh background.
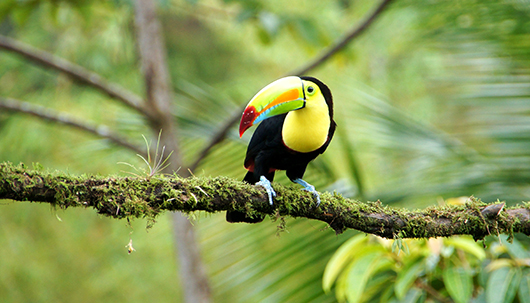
[1,0,530,302]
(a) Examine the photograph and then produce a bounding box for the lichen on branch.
[1,162,529,239]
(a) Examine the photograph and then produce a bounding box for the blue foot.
[293,178,321,207]
[256,176,276,205]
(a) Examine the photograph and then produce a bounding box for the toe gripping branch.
[256,176,277,205]
[293,178,321,207]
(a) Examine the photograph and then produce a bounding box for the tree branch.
[0,97,146,156]
[0,35,151,118]
[2,162,529,239]
[290,0,394,76]
[189,0,394,171]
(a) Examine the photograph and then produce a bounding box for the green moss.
[2,162,530,239]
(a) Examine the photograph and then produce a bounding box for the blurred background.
[1,0,530,302]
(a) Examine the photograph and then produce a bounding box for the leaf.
[401,287,423,303]
[443,267,473,303]
[486,267,522,303]
[499,235,530,259]
[519,271,530,303]
[344,251,389,303]
[486,259,513,272]
[330,244,391,301]
[362,271,395,301]
[395,261,423,300]
[378,284,396,303]
[323,234,367,292]
[445,236,486,260]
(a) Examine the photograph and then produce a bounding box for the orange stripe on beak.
[259,88,300,113]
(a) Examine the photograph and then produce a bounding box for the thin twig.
[0,35,150,118]
[290,0,395,76]
[188,110,241,172]
[188,0,394,170]
[415,280,453,303]
[0,97,146,156]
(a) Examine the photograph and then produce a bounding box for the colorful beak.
[239,76,306,137]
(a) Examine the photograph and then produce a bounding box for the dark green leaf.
[500,235,530,259]
[443,267,473,303]
[486,267,522,303]
[323,234,366,292]
[395,261,423,300]
[345,251,390,303]
[518,271,530,303]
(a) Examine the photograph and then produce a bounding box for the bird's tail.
[226,210,264,223]
[243,170,259,184]
[226,171,265,223]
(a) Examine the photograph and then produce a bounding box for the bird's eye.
[307,86,315,95]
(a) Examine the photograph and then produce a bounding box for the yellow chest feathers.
[282,99,330,153]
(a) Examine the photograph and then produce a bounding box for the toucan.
[226,76,336,223]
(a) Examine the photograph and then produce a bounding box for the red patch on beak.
[239,105,257,137]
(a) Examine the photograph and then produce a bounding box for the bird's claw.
[294,178,321,207]
[310,191,321,207]
[257,176,276,205]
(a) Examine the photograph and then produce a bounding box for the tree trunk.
[133,0,211,302]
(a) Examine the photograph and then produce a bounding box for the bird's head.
[239,76,332,137]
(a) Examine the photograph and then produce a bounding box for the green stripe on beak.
[239,76,306,137]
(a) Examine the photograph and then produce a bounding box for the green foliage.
[324,234,530,303]
[486,267,521,303]
[0,0,113,25]
[443,266,472,303]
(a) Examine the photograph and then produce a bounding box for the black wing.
[243,114,286,171]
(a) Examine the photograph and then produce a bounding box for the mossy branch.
[1,162,529,239]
